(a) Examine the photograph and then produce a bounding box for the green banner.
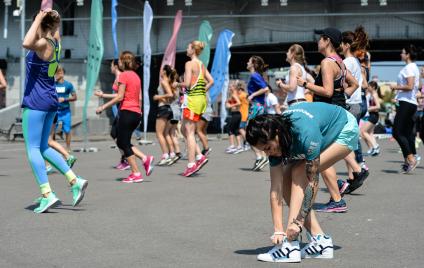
[198,20,213,68]
[82,0,104,143]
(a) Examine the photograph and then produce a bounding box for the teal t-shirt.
[269,102,348,166]
[55,80,75,110]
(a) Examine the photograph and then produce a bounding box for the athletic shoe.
[117,161,131,171]
[366,148,373,155]
[402,159,418,174]
[195,155,208,172]
[257,238,301,263]
[371,145,380,156]
[360,162,369,171]
[33,192,60,213]
[71,177,88,207]
[182,164,198,177]
[167,154,181,166]
[415,154,421,163]
[232,146,244,154]
[202,148,212,156]
[225,146,237,154]
[46,165,54,174]
[257,157,269,171]
[337,179,349,195]
[66,155,77,168]
[315,198,348,213]
[252,159,262,171]
[244,144,251,151]
[143,156,154,176]
[122,173,143,183]
[157,157,171,166]
[33,191,57,204]
[301,234,334,259]
[344,168,369,194]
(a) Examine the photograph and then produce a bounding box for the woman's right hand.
[94,90,103,97]
[35,10,49,22]
[270,232,286,245]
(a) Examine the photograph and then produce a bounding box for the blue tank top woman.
[21,10,87,214]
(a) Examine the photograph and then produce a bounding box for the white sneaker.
[157,157,171,166]
[257,239,301,263]
[225,146,236,153]
[232,146,244,154]
[301,234,334,259]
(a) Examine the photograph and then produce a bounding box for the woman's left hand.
[286,222,301,241]
[95,106,104,115]
[296,76,306,87]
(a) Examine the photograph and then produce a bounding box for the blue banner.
[143,1,153,136]
[208,29,234,131]
[111,0,119,59]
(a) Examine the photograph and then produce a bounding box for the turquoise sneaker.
[34,192,60,213]
[71,177,88,207]
[33,191,56,204]
[66,155,77,168]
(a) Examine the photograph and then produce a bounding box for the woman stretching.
[96,51,154,183]
[174,41,214,177]
[22,9,87,213]
[247,102,359,263]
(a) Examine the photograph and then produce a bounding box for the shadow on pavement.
[381,169,399,174]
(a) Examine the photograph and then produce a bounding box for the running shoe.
[71,177,88,207]
[122,173,143,183]
[116,161,131,171]
[244,144,251,151]
[33,192,60,213]
[66,155,77,168]
[315,198,348,213]
[182,164,198,177]
[402,159,418,174]
[195,155,208,172]
[257,238,301,263]
[225,146,237,154]
[157,157,171,166]
[337,179,349,195]
[232,146,244,154]
[344,168,369,194]
[202,148,212,156]
[33,191,57,204]
[167,154,181,166]
[415,154,421,163]
[301,234,334,259]
[360,161,369,171]
[252,159,262,171]
[46,165,54,174]
[257,157,269,171]
[371,145,380,156]
[143,156,154,176]
[366,148,373,155]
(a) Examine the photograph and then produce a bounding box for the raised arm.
[22,11,48,53]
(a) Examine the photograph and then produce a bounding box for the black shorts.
[368,112,379,125]
[157,105,173,120]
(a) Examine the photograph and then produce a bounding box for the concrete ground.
[0,136,423,268]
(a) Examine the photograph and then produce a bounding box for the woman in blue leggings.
[22,9,87,213]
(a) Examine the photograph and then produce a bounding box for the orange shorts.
[183,108,201,122]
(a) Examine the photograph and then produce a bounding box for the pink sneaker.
[117,161,130,171]
[143,156,154,176]
[122,173,143,183]
[195,155,208,172]
[182,164,198,177]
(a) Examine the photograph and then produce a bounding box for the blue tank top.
[22,38,61,112]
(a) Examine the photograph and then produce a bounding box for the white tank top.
[286,63,306,103]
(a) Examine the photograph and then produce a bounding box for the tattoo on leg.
[297,158,320,222]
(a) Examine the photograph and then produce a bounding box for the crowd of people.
[18,8,423,265]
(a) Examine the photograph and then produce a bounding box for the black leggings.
[228,111,241,136]
[117,110,141,157]
[393,101,417,158]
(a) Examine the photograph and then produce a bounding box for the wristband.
[292,219,303,233]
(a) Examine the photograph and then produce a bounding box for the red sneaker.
[195,155,208,172]
[182,164,198,177]
[122,173,143,183]
[143,156,154,176]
